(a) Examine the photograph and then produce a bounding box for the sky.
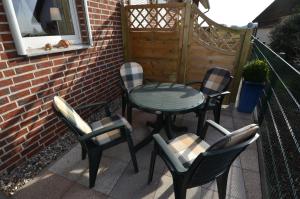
[199,0,275,26]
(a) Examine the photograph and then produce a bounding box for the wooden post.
[178,0,192,83]
[230,28,254,102]
[121,3,129,61]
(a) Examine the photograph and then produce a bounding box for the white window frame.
[3,0,93,57]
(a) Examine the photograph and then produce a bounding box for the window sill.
[26,44,92,57]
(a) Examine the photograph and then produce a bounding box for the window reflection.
[12,0,75,37]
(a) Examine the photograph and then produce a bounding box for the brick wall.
[0,0,124,173]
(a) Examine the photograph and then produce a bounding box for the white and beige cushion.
[53,96,133,145]
[53,96,92,134]
[167,124,258,167]
[168,133,210,167]
[120,62,144,92]
[90,114,132,145]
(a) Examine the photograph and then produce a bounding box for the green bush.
[243,59,269,83]
[270,14,300,63]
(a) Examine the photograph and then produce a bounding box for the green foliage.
[243,59,269,83]
[270,14,300,62]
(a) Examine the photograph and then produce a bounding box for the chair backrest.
[120,62,144,92]
[201,67,232,95]
[187,124,259,186]
[53,96,92,137]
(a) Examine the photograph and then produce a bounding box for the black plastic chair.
[148,119,259,199]
[52,96,138,188]
[185,67,233,133]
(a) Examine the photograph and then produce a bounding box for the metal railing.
[252,38,300,198]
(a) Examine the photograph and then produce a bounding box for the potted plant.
[238,59,269,113]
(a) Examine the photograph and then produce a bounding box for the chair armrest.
[206,120,231,136]
[207,91,231,100]
[153,134,187,173]
[78,121,126,142]
[185,81,203,86]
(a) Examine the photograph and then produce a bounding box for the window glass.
[12,0,75,37]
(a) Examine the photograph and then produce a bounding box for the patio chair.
[52,96,138,188]
[148,119,259,199]
[185,67,233,133]
[120,62,144,116]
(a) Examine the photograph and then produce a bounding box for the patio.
[10,106,261,199]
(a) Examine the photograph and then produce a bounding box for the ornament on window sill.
[44,43,53,51]
[55,40,71,48]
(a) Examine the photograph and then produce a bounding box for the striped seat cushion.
[208,124,259,151]
[120,62,144,92]
[168,133,210,167]
[53,96,92,134]
[202,67,231,95]
[90,114,132,145]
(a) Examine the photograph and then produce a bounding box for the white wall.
[256,27,272,45]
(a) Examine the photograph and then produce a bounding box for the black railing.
[252,38,300,198]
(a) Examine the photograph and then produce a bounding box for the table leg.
[134,113,164,152]
[165,113,176,139]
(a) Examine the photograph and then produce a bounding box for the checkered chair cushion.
[120,62,144,92]
[168,133,210,167]
[202,67,231,95]
[167,124,258,168]
[90,114,132,145]
[53,96,92,134]
[53,96,133,145]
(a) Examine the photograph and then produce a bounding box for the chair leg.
[213,105,221,124]
[88,149,102,188]
[122,95,126,116]
[148,143,158,184]
[216,168,230,199]
[197,111,206,136]
[126,131,139,173]
[81,146,87,160]
[173,180,186,199]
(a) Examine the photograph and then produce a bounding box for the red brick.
[31,76,49,85]
[34,68,51,77]
[3,107,24,120]
[0,125,20,140]
[6,129,28,143]
[9,89,30,101]
[13,73,34,84]
[3,69,15,77]
[0,79,13,87]
[0,88,10,97]
[10,82,32,92]
[4,137,25,152]
[0,102,17,114]
[15,65,36,74]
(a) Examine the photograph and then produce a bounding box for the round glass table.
[127,83,205,151]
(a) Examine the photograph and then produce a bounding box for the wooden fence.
[121,1,253,102]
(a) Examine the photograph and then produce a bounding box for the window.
[3,0,92,56]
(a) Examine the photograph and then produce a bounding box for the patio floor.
[11,106,262,199]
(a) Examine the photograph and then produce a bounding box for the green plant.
[242,59,269,83]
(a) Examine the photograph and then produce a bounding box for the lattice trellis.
[127,6,183,30]
[191,7,241,54]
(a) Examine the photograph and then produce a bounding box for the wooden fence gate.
[121,1,253,102]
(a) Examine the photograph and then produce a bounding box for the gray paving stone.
[62,182,108,199]
[12,171,73,199]
[76,156,128,195]
[110,165,161,199]
[240,149,259,172]
[243,170,262,199]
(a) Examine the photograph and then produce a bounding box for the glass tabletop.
[129,83,205,113]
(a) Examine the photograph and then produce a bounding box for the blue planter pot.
[238,81,265,113]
